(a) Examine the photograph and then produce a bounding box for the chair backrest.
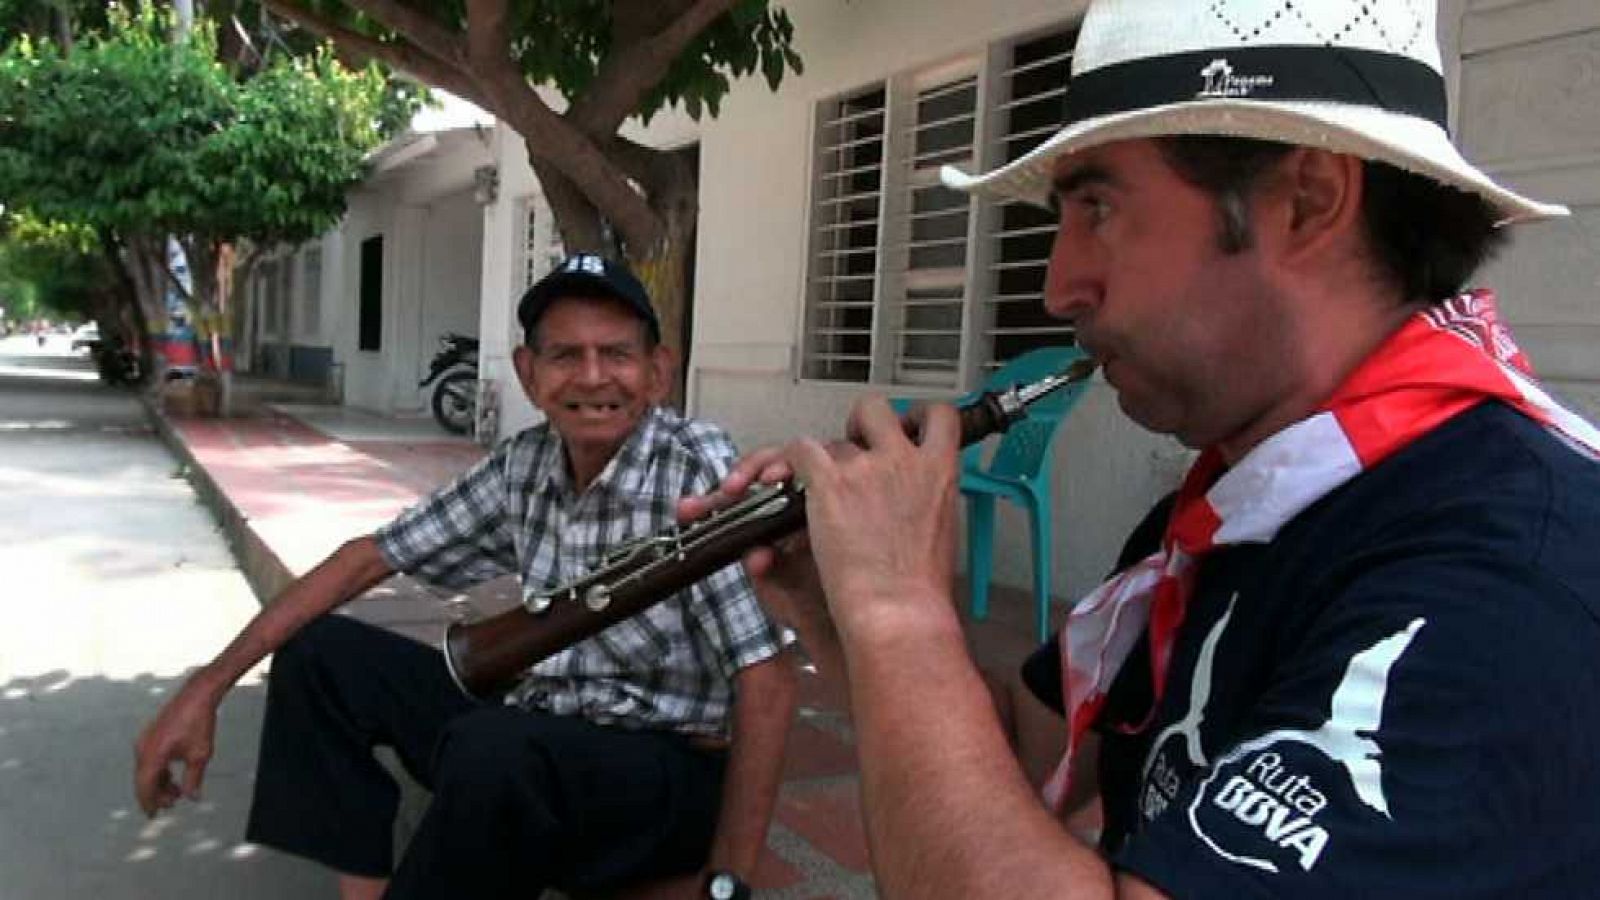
[971,345,1090,481]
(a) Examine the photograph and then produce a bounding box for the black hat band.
[1063,45,1448,131]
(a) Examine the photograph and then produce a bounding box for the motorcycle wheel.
[431,370,477,435]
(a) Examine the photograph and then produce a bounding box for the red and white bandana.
[1042,289,1600,813]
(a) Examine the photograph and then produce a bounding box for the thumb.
[181,754,208,801]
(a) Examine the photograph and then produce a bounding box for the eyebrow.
[1052,163,1118,198]
[539,339,640,355]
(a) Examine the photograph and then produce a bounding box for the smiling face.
[513,295,670,488]
[1042,138,1305,452]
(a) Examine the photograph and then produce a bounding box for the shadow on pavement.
[0,669,333,899]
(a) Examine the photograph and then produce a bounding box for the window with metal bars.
[983,27,1076,373]
[802,83,886,382]
[520,202,541,289]
[519,197,568,292]
[799,25,1078,388]
[890,66,977,388]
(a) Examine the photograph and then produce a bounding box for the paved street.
[0,337,332,899]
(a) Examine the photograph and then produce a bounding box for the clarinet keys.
[583,584,613,612]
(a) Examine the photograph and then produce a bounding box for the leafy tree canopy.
[0,4,394,248]
[0,212,108,322]
[499,0,801,122]
[290,0,801,124]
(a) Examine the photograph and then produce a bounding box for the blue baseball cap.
[516,254,661,345]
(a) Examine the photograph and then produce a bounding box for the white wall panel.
[1460,0,1600,388]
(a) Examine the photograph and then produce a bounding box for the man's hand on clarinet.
[680,445,841,672]
[788,394,963,644]
[680,394,964,683]
[133,681,220,817]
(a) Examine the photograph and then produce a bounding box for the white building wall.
[1456,0,1600,419]
[413,188,484,393]
[478,123,544,438]
[310,231,338,344]
[332,192,388,411]
[331,131,492,415]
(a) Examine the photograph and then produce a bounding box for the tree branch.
[331,0,468,70]
[262,0,492,111]
[610,0,697,45]
[607,136,684,199]
[463,0,663,253]
[569,0,737,139]
[607,136,698,257]
[530,159,608,255]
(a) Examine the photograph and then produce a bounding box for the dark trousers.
[245,615,726,899]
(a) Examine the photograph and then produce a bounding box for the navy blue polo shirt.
[1026,401,1600,898]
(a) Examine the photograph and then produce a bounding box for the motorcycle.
[420,333,480,435]
[86,336,144,387]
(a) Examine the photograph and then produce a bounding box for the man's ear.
[512,344,538,396]
[1272,148,1365,264]
[647,344,676,405]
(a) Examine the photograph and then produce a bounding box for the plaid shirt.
[374,406,782,735]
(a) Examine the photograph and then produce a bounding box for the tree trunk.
[530,156,609,256]
[626,221,692,411]
[99,234,152,383]
[50,5,73,52]
[183,238,239,416]
[624,146,698,411]
[119,234,172,387]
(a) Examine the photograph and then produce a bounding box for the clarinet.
[442,358,1098,699]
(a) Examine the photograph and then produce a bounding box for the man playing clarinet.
[134,254,792,900]
[689,0,1600,896]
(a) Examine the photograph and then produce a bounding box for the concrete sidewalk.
[148,387,1052,899]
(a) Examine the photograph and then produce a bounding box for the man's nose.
[577,349,607,383]
[1042,229,1099,322]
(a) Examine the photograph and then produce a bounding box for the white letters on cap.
[565,254,607,276]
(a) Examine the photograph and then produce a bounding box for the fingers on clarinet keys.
[900,404,928,442]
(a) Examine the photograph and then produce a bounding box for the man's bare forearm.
[192,536,394,698]
[708,652,799,875]
[842,603,1124,899]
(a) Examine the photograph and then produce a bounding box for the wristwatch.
[703,870,752,900]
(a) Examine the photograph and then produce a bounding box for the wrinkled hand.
[132,680,219,817]
[787,395,962,640]
[680,446,840,671]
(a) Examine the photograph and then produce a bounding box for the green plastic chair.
[958,346,1090,640]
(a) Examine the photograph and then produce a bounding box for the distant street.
[0,336,330,898]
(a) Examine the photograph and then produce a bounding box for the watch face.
[708,873,737,900]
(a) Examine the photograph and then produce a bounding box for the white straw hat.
[941,0,1567,224]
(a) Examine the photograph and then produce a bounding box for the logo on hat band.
[1197,59,1275,99]
[1063,46,1447,130]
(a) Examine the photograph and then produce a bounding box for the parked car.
[70,323,100,352]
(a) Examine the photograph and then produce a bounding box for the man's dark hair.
[1155,136,1509,304]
